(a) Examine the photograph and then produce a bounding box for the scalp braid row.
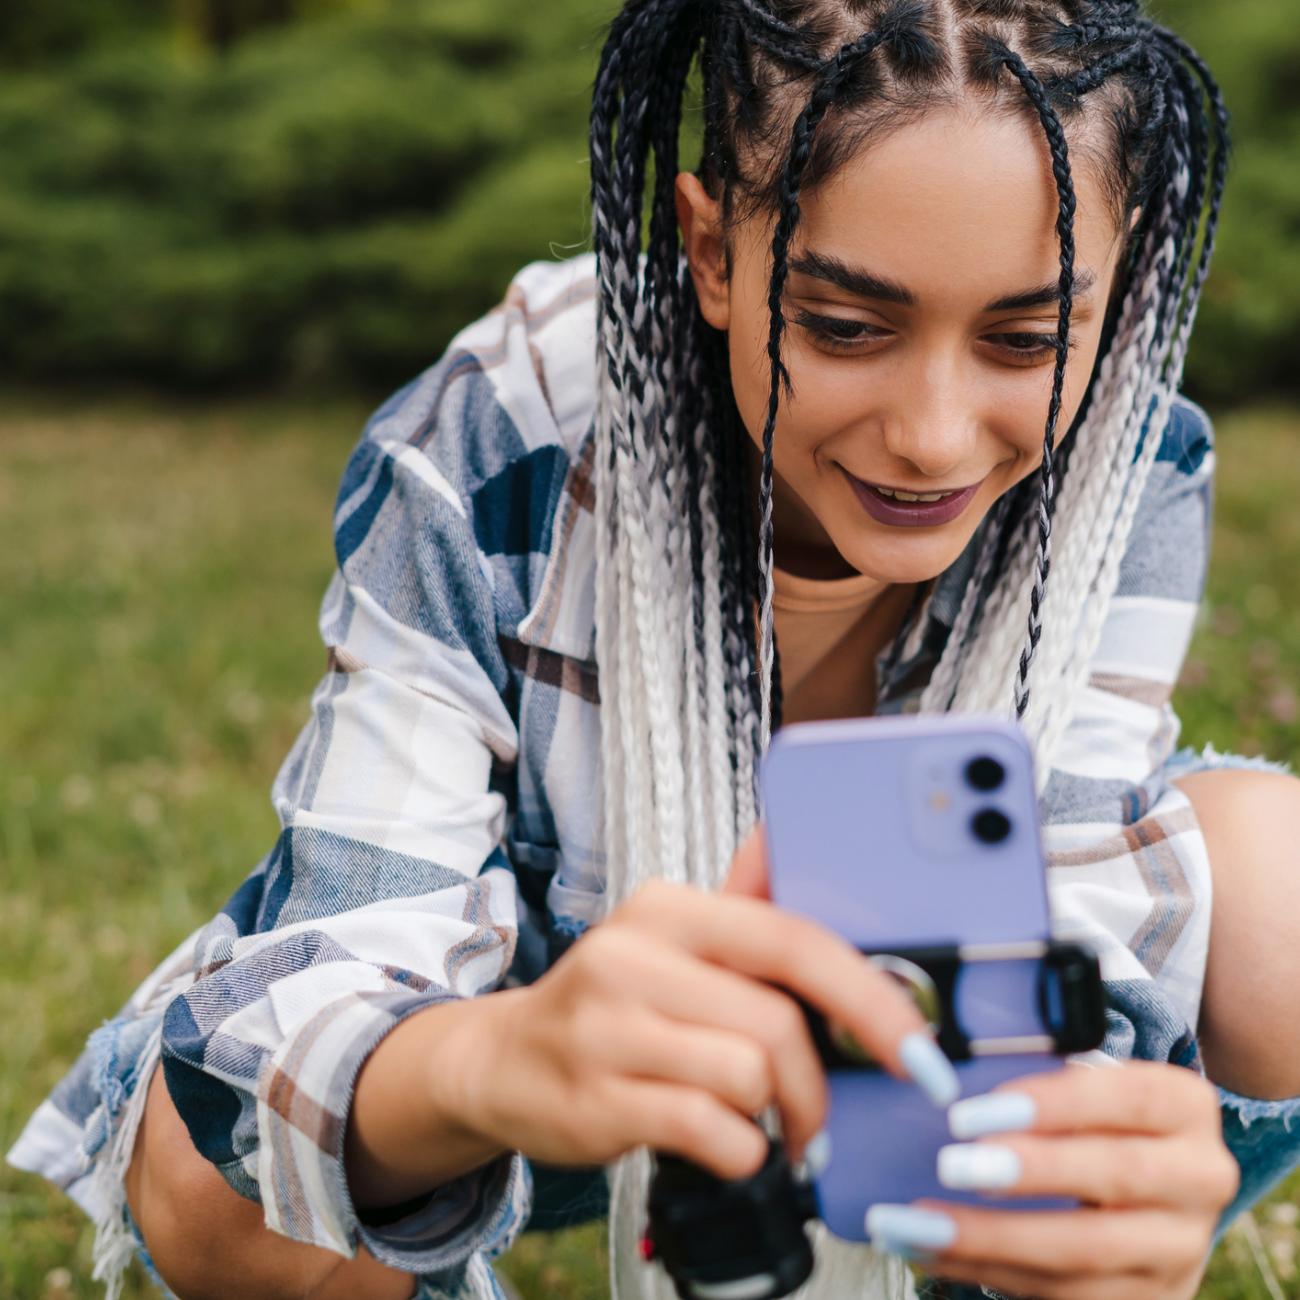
[592,3,1227,1282]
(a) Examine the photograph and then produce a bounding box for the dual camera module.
[964,755,1011,844]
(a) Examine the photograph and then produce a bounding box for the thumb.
[721,824,770,899]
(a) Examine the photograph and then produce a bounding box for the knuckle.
[731,1043,773,1112]
[1129,1080,1166,1134]
[553,1098,594,1155]
[665,1093,719,1153]
[587,1086,637,1162]
[1115,1141,1160,1204]
[567,927,611,976]
[762,992,808,1051]
[1170,1216,1212,1268]
[634,878,679,912]
[1195,1079,1224,1127]
[1190,1076,1216,1118]
[1212,1148,1241,1205]
[1178,1069,1220,1126]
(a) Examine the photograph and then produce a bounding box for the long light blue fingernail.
[865,1204,957,1251]
[899,1032,960,1107]
[948,1091,1037,1140]
[802,1129,832,1177]
[937,1142,1022,1190]
[873,1237,937,1263]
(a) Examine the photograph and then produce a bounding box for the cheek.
[998,316,1109,477]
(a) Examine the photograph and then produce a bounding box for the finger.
[721,825,770,899]
[913,1200,1209,1279]
[612,1007,777,1121]
[937,1132,1240,1211]
[949,1059,1221,1140]
[610,1078,770,1181]
[595,931,827,1154]
[919,1255,1151,1300]
[617,881,953,1102]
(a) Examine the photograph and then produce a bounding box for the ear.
[675,171,730,331]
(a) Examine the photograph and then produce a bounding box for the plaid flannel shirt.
[12,254,1251,1299]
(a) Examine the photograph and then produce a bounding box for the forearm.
[345,991,519,1210]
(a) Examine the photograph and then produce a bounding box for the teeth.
[875,487,952,502]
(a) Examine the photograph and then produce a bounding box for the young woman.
[11,2,1300,1298]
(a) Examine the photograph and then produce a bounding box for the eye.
[985,331,1075,365]
[792,309,892,353]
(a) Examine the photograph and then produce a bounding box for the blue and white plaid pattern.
[10,255,1281,1298]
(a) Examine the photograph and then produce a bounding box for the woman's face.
[678,103,1130,583]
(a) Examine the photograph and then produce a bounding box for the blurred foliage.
[1153,0,1300,402]
[0,0,1295,398]
[0,0,600,393]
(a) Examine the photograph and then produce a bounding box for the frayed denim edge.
[1166,741,1293,779]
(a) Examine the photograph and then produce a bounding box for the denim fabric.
[1217,1091,1300,1239]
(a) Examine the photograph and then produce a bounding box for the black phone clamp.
[643,939,1107,1300]
[811,937,1108,1071]
[643,1136,819,1300]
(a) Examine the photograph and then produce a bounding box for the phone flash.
[928,790,951,814]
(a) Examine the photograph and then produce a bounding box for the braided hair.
[590,6,1228,1292]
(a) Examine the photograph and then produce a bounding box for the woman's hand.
[866,1059,1239,1299]
[444,827,958,1182]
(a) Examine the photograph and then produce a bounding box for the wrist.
[423,987,526,1152]
[346,994,516,1210]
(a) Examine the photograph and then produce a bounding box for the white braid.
[690,350,743,883]
[592,13,1219,1298]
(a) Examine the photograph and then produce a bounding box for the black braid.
[755,26,894,720]
[1034,13,1142,54]
[1048,41,1146,96]
[1150,27,1231,320]
[994,43,1077,720]
[732,0,826,72]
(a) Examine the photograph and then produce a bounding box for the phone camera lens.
[965,756,1006,792]
[971,808,1012,844]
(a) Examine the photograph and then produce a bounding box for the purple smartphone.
[761,714,1069,1242]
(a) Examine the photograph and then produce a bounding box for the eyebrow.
[788,252,914,306]
[983,269,1097,312]
[787,250,1097,313]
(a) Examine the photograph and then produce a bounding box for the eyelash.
[792,310,1076,364]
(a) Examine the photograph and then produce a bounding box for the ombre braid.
[589,6,1228,1294]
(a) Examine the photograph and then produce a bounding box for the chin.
[836,532,974,587]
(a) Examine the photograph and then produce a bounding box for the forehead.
[788,104,1122,301]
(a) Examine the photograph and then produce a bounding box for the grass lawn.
[1,391,1296,1299]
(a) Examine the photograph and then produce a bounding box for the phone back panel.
[761,715,1068,1240]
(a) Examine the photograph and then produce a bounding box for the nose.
[880,357,979,482]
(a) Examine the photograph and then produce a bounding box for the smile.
[841,468,983,528]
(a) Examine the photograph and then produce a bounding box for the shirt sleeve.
[1039,397,1217,1062]
[159,394,535,1277]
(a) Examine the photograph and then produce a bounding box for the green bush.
[1155,0,1300,400]
[0,0,1295,399]
[0,3,598,390]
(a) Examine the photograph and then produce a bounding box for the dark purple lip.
[841,468,983,527]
